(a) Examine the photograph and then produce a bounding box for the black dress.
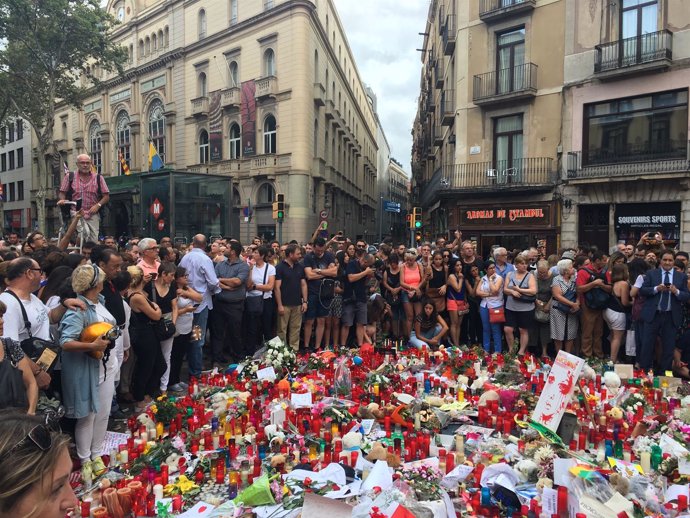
[128,294,166,401]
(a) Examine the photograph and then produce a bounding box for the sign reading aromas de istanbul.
[460,206,551,226]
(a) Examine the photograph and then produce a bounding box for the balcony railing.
[221,87,240,108]
[441,90,455,126]
[479,0,535,23]
[419,157,554,202]
[255,76,278,98]
[473,63,537,105]
[190,96,209,116]
[443,14,456,55]
[566,143,690,179]
[595,30,672,74]
[434,60,444,89]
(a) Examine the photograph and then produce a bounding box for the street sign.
[319,209,328,220]
[157,219,165,231]
[384,201,401,213]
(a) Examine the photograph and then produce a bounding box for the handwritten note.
[532,350,585,432]
[290,392,313,408]
[256,366,277,381]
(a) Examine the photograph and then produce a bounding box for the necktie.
[662,271,671,311]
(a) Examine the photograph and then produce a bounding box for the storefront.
[615,202,681,248]
[452,201,559,259]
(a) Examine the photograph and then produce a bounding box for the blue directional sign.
[384,201,401,213]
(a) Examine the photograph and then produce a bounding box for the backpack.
[583,268,610,309]
[60,170,104,219]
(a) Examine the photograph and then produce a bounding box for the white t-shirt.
[247,263,276,300]
[0,291,51,341]
[176,296,194,335]
[634,274,645,289]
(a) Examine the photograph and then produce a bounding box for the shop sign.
[460,205,551,226]
[614,202,681,243]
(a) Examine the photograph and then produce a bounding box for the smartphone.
[150,273,158,280]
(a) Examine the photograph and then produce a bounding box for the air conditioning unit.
[504,167,517,177]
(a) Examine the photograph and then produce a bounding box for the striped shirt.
[59,172,109,220]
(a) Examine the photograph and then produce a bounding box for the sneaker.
[168,383,185,392]
[179,381,189,390]
[91,456,107,477]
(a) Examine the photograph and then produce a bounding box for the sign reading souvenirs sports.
[460,206,551,226]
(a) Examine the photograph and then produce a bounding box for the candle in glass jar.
[640,451,651,473]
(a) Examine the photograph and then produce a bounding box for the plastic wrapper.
[334,357,352,398]
[568,470,614,504]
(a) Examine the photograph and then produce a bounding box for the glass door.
[497,27,525,94]
[494,115,523,184]
[621,0,658,66]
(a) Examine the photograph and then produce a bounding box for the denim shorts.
[305,293,330,320]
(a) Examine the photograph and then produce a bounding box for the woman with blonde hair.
[127,265,165,412]
[0,411,78,517]
[59,264,115,479]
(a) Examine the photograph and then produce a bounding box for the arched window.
[89,120,102,174]
[263,115,276,154]
[199,130,209,163]
[144,36,150,55]
[258,183,275,204]
[116,111,131,175]
[139,39,144,57]
[229,61,239,87]
[158,30,164,45]
[263,48,275,77]
[152,33,157,51]
[148,99,166,165]
[164,26,169,46]
[314,50,319,83]
[229,122,241,159]
[129,43,133,62]
[198,9,207,39]
[230,0,238,24]
[198,72,207,96]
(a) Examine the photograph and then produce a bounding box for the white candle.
[153,483,164,500]
[640,451,651,473]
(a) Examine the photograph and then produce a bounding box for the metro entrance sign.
[150,198,164,218]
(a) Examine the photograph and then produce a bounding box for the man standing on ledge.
[57,154,109,243]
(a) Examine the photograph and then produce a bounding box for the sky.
[332,0,428,177]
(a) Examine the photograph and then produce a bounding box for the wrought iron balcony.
[595,30,672,77]
[473,63,537,106]
[479,0,535,23]
[443,14,456,55]
[434,60,444,89]
[566,142,690,180]
[419,157,554,202]
[441,90,455,126]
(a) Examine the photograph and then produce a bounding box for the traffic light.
[413,206,423,229]
[415,231,422,242]
[405,214,412,228]
[272,193,285,220]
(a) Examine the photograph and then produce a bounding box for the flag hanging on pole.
[118,150,131,175]
[148,141,163,171]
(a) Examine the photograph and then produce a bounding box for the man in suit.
[640,249,690,372]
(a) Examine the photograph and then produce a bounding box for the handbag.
[4,290,59,378]
[149,288,176,341]
[534,305,550,323]
[427,287,446,312]
[246,263,268,314]
[510,273,536,304]
[553,283,579,314]
[488,306,506,324]
[0,339,29,410]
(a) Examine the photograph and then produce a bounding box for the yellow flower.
[163,475,199,496]
[150,404,158,413]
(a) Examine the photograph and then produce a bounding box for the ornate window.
[198,72,207,97]
[258,182,275,204]
[89,120,102,174]
[229,123,241,159]
[116,111,131,175]
[199,130,209,163]
[263,115,276,154]
[198,9,207,39]
[148,100,166,164]
[228,60,239,87]
[263,48,275,76]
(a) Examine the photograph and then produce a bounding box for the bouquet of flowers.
[262,336,297,375]
[394,464,443,501]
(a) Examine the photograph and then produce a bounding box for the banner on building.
[209,90,223,162]
[241,80,257,157]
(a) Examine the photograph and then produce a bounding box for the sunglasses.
[0,424,52,463]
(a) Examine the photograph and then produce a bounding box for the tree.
[0,0,127,233]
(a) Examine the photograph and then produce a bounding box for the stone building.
[50,0,379,242]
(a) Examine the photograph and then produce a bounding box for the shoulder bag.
[447,274,469,315]
[246,264,269,314]
[511,273,536,304]
[0,338,29,410]
[4,290,59,384]
[148,288,176,341]
[489,306,506,324]
[553,281,579,315]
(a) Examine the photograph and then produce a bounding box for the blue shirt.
[179,248,221,312]
[495,262,515,279]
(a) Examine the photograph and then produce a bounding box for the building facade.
[561,0,690,251]
[0,120,32,236]
[50,0,378,242]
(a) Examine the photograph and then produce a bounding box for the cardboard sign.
[532,351,585,432]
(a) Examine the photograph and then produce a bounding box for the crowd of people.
[0,221,689,488]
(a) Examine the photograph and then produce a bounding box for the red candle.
[445,452,455,474]
[160,464,169,485]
